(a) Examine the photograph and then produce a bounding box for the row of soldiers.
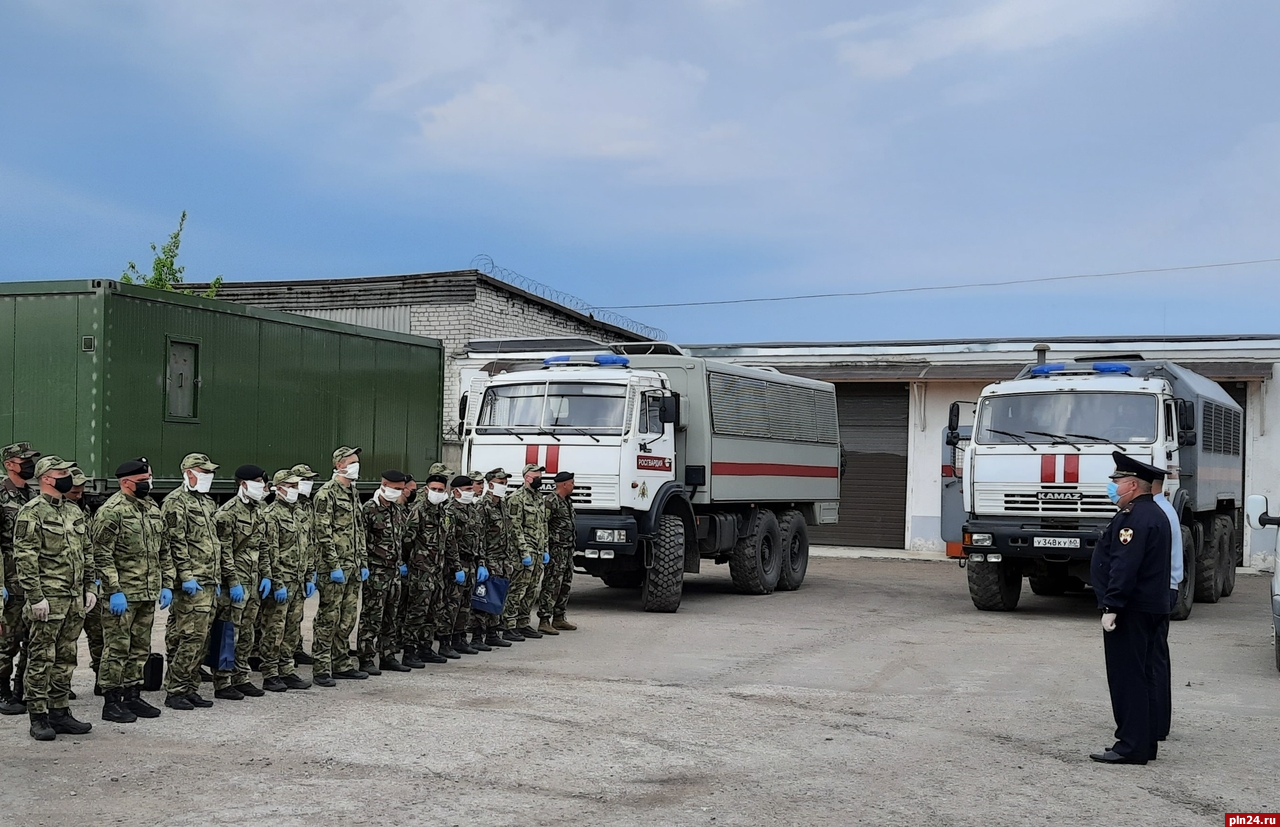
[0,441,578,741]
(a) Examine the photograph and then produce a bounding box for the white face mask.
[298,480,314,498]
[490,483,507,498]
[282,487,300,504]
[379,485,403,503]
[188,471,214,494]
[459,490,475,504]
[244,480,267,502]
[426,489,449,505]
[340,462,360,481]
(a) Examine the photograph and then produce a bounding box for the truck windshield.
[976,392,1158,445]
[477,382,627,434]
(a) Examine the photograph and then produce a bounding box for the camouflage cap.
[33,455,75,478]
[468,471,485,484]
[522,463,546,474]
[428,462,453,477]
[180,453,219,472]
[333,446,361,464]
[272,469,303,486]
[484,467,510,481]
[2,442,40,462]
[289,463,318,479]
[70,466,88,486]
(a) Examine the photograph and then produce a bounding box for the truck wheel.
[641,514,685,613]
[968,560,1021,611]
[1219,519,1237,597]
[1028,577,1067,596]
[1195,516,1227,603]
[729,509,782,595]
[601,571,643,589]
[1170,525,1195,621]
[776,510,809,591]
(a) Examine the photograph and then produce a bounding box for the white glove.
[31,599,50,622]
[84,592,98,613]
[1101,612,1117,632]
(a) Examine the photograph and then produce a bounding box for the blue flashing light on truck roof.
[543,353,631,367]
[1091,362,1132,374]
[1029,363,1067,375]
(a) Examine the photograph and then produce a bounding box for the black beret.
[426,474,448,485]
[381,469,407,483]
[403,473,415,483]
[235,463,267,481]
[1109,451,1165,483]
[553,471,575,483]
[450,474,473,488]
[115,457,150,478]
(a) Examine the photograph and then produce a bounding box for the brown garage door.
[810,383,909,548]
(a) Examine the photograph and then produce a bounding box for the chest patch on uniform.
[1119,528,1133,545]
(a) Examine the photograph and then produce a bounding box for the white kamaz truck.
[460,343,841,612]
[945,357,1243,618]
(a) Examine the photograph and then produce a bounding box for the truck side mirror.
[945,431,961,447]
[458,392,469,424]
[659,394,678,424]
[1176,399,1195,430]
[1246,494,1280,529]
[948,402,960,433]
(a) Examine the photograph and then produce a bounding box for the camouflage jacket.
[407,498,448,573]
[216,495,269,590]
[262,499,311,592]
[507,485,549,560]
[362,495,407,569]
[546,493,577,554]
[14,493,94,603]
[1,477,36,594]
[161,486,233,589]
[312,477,366,574]
[478,495,516,574]
[444,498,482,570]
[91,490,172,601]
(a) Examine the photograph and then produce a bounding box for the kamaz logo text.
[1037,491,1083,501]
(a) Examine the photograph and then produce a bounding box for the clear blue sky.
[2,1,1278,343]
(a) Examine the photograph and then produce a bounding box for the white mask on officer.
[379,485,403,503]
[244,480,267,502]
[340,462,360,481]
[187,470,214,494]
[298,480,314,498]
[282,487,300,504]
[490,483,507,498]
[459,489,475,505]
[426,489,449,505]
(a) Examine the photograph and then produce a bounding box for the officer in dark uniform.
[1089,451,1172,765]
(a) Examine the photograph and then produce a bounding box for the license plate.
[1033,537,1080,548]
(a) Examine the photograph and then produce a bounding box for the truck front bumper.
[962,519,1105,562]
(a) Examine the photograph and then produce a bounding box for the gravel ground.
[0,557,1275,826]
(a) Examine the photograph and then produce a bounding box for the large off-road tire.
[641,514,685,613]
[776,510,809,591]
[968,559,1021,611]
[1220,519,1238,597]
[1170,525,1195,621]
[601,571,644,589]
[1195,515,1229,603]
[729,509,782,595]
[1028,577,1067,596]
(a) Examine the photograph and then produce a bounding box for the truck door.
[633,389,677,502]
[941,426,971,544]
[1163,399,1180,499]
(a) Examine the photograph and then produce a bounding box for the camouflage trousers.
[83,601,104,674]
[312,577,358,676]
[285,589,308,661]
[214,592,261,690]
[23,597,85,714]
[397,566,437,651]
[0,591,29,690]
[438,565,476,637]
[165,588,215,696]
[502,561,539,631]
[357,565,400,661]
[99,601,156,690]
[258,590,303,680]
[538,549,574,621]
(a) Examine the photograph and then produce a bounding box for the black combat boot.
[436,636,460,660]
[313,673,336,688]
[401,648,427,669]
[29,711,55,741]
[486,631,512,648]
[419,643,448,664]
[453,633,479,655]
[48,707,93,735]
[234,682,265,697]
[282,674,312,690]
[469,633,492,652]
[164,693,195,711]
[502,628,525,643]
[380,655,411,673]
[214,685,245,701]
[358,660,383,677]
[101,689,138,724]
[0,677,26,715]
[519,625,544,639]
[124,686,161,718]
[262,676,288,693]
[185,692,213,708]
[293,650,314,666]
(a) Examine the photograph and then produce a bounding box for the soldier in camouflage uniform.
[503,463,549,640]
[212,464,271,699]
[358,470,411,674]
[258,470,312,692]
[475,469,514,649]
[464,470,496,653]
[440,475,485,656]
[311,446,369,686]
[162,453,233,711]
[0,441,40,716]
[92,458,171,723]
[63,465,106,699]
[289,463,319,668]
[402,473,450,664]
[14,455,97,740]
[539,471,579,634]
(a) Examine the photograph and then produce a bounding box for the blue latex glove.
[360,567,369,582]
[2,585,8,602]
[330,568,346,584]
[216,586,222,599]
[398,564,408,577]
[158,588,173,610]
[304,581,316,599]
[454,570,465,584]
[229,584,245,604]
[542,552,551,564]
[109,592,128,616]
[259,578,272,599]
[521,555,533,567]
[181,579,202,596]
[477,566,489,583]
[274,586,288,603]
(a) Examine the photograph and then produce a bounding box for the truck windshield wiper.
[1066,433,1127,452]
[1026,431,1081,451]
[985,429,1038,451]
[500,427,524,442]
[566,427,600,443]
[537,428,562,443]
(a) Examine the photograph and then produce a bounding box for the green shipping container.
[0,279,443,494]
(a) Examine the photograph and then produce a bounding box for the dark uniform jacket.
[1090,494,1172,614]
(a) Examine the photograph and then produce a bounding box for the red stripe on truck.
[1041,454,1056,483]
[525,444,539,468]
[712,462,839,478]
[545,444,560,474]
[1064,454,1079,483]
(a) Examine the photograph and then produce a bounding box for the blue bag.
[203,618,236,671]
[470,575,509,615]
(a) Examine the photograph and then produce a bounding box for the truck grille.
[568,477,619,509]
[976,486,1115,516]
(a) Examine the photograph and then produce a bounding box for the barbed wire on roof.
[471,254,666,341]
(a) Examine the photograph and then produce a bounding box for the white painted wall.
[905,380,988,554]
[1244,372,1279,572]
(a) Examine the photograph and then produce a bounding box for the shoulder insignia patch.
[1119,527,1133,545]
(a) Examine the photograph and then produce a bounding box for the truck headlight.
[600,550,615,559]
[594,529,625,543]
[965,533,993,547]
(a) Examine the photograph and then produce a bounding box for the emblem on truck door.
[637,456,672,472]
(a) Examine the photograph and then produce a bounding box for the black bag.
[470,575,510,615]
[142,652,164,692]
